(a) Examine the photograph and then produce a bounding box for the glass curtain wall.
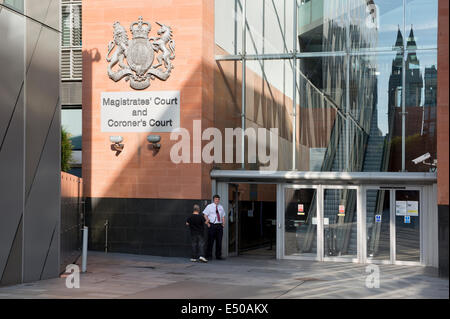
[214,0,438,173]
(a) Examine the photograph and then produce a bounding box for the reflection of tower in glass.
[423,65,437,136]
[387,25,437,171]
[389,26,424,139]
[388,27,403,110]
[405,27,423,110]
[388,27,408,172]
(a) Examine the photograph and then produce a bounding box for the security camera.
[412,153,431,165]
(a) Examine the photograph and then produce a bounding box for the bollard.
[104,219,108,253]
[82,226,88,273]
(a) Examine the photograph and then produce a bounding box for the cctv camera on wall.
[412,153,431,165]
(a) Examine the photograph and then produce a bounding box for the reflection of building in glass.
[388,26,437,171]
[389,27,403,109]
[423,65,437,136]
[392,27,423,135]
[296,0,380,256]
[405,28,423,107]
[298,0,378,173]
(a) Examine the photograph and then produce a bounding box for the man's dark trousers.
[207,224,223,259]
[191,232,205,259]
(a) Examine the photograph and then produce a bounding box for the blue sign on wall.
[404,216,411,224]
[375,215,382,223]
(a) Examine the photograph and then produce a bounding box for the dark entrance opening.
[229,183,276,258]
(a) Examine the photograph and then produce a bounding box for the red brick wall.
[82,0,214,200]
[438,0,449,205]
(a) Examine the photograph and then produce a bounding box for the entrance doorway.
[365,187,422,264]
[228,183,276,258]
[280,184,426,265]
[282,185,359,262]
[212,171,437,267]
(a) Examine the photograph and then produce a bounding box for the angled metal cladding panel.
[24,104,61,282]
[0,7,24,146]
[40,216,60,280]
[24,0,52,27]
[0,6,25,286]
[1,219,23,285]
[25,17,42,72]
[43,0,60,32]
[0,90,24,284]
[22,7,61,282]
[25,0,60,31]
[25,26,59,198]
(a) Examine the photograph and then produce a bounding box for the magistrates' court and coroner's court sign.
[101,91,180,132]
[101,16,179,133]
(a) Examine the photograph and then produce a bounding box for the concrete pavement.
[0,251,448,299]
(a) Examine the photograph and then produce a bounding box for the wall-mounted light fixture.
[110,136,124,155]
[147,135,161,149]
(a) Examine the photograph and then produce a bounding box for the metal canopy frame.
[211,169,437,184]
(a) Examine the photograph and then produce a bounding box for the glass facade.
[214,0,438,173]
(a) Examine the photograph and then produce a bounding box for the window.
[61,0,82,80]
[61,107,82,177]
[61,108,82,151]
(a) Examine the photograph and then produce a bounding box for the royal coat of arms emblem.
[106,16,175,90]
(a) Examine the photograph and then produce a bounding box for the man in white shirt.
[203,194,226,260]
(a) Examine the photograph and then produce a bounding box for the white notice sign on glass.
[406,201,419,216]
[396,201,407,216]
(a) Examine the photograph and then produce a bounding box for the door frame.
[279,184,361,263]
[362,185,424,266]
[321,185,361,263]
[278,184,321,261]
[216,181,278,258]
[228,183,239,257]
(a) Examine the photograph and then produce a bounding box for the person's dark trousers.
[191,232,205,259]
[206,224,223,259]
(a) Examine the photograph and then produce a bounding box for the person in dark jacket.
[186,204,208,262]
